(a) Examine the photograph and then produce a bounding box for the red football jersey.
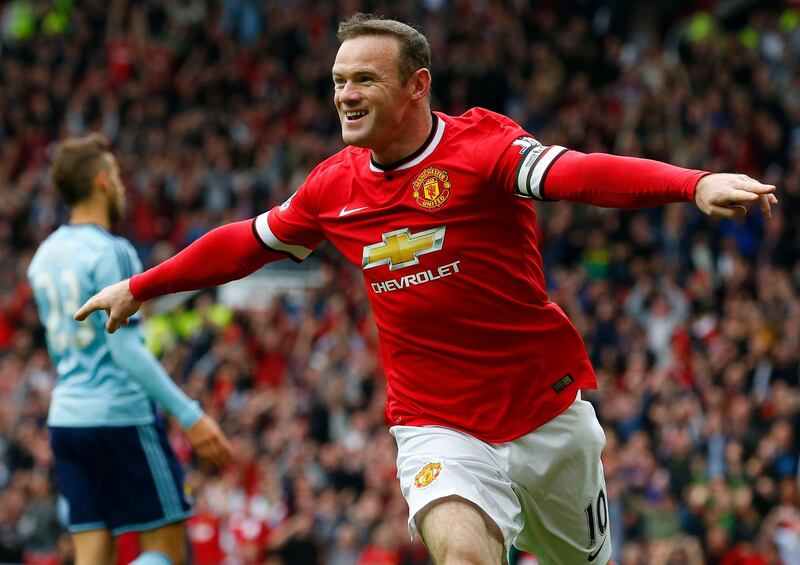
[186,512,223,565]
[254,108,596,442]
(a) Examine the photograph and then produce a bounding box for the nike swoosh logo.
[339,205,369,217]
[587,537,607,562]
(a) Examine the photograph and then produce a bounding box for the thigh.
[99,422,192,535]
[418,495,505,565]
[391,426,523,559]
[50,427,108,532]
[72,528,115,565]
[510,396,612,565]
[139,521,187,565]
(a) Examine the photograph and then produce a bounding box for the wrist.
[692,171,714,204]
[177,401,204,429]
[128,273,145,301]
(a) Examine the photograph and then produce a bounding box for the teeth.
[346,111,367,119]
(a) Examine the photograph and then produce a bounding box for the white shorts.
[390,393,611,565]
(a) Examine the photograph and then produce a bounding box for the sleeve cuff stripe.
[254,212,312,260]
[537,146,567,201]
[515,145,545,197]
[528,145,566,199]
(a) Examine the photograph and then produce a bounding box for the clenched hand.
[185,414,234,468]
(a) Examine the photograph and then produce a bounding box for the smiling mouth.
[344,110,369,122]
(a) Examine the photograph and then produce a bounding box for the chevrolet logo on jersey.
[362,227,446,271]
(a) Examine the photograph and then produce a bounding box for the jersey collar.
[68,222,114,236]
[369,113,445,173]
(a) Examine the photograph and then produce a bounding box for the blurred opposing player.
[77,15,777,565]
[28,134,232,565]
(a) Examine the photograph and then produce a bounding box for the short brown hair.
[337,13,431,83]
[51,133,111,205]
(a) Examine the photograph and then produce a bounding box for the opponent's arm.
[76,219,282,332]
[106,326,233,466]
[107,325,203,427]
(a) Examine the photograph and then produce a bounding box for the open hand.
[695,173,777,219]
[74,279,142,333]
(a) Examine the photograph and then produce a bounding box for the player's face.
[332,36,414,151]
[103,155,126,223]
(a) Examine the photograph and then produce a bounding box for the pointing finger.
[760,197,771,219]
[106,316,125,334]
[759,194,772,219]
[735,179,776,194]
[75,297,101,321]
[723,190,759,205]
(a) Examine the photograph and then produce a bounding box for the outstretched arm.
[76,219,283,332]
[489,126,778,216]
[543,150,777,216]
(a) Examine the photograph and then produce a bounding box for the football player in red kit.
[77,14,776,565]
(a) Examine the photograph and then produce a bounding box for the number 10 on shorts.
[584,488,608,548]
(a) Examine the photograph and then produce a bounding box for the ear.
[408,68,431,102]
[94,167,110,193]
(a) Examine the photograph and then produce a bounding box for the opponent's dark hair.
[51,133,111,205]
[337,13,431,83]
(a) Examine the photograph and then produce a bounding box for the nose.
[336,81,362,106]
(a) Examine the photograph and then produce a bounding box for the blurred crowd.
[2,1,800,564]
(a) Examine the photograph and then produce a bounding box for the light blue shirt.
[27,224,202,428]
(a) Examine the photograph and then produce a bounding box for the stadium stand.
[1,1,799,563]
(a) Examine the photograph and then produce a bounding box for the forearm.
[544,151,711,207]
[130,219,283,301]
[624,286,648,323]
[666,287,690,321]
[107,326,203,428]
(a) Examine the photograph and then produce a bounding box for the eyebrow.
[332,69,378,78]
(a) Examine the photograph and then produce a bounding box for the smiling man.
[333,26,433,164]
[76,14,777,565]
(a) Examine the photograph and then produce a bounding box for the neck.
[371,109,433,165]
[70,203,111,231]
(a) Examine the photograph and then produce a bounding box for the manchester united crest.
[412,167,451,210]
[413,462,443,488]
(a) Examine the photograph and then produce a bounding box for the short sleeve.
[476,114,567,201]
[253,167,326,262]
